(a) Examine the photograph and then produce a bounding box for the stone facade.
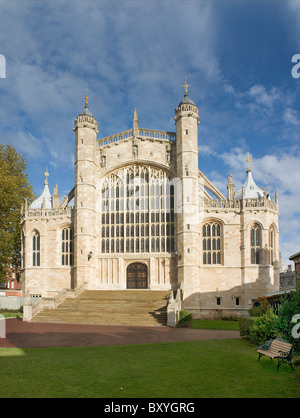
[289,252,300,288]
[21,86,280,318]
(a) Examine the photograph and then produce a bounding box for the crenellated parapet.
[74,114,98,132]
[21,207,74,220]
[203,196,278,213]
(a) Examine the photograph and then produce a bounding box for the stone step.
[31,289,170,326]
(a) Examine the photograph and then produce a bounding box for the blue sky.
[0,0,300,266]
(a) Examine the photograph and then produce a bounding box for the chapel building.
[21,83,280,320]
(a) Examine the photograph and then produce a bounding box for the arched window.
[202,221,222,265]
[61,227,74,266]
[251,223,261,264]
[32,231,40,267]
[269,225,275,265]
[100,165,175,254]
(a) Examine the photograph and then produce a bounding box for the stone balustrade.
[97,128,176,147]
[204,197,278,212]
[22,207,73,219]
[23,282,88,322]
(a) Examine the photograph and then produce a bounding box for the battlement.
[204,197,278,212]
[22,207,74,220]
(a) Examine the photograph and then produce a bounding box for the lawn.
[191,319,239,330]
[0,338,299,398]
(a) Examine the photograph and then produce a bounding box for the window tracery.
[32,230,40,267]
[61,227,74,266]
[202,221,222,264]
[251,223,261,264]
[269,225,275,265]
[100,165,175,253]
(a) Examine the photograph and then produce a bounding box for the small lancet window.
[61,228,74,266]
[32,231,40,267]
[250,223,261,264]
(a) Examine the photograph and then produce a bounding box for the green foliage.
[275,288,300,353]
[177,310,192,328]
[248,306,264,317]
[0,144,35,282]
[249,308,278,345]
[238,317,256,337]
[245,289,300,354]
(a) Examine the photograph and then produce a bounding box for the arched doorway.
[127,263,148,289]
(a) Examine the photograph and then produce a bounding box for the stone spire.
[52,184,60,209]
[133,107,139,137]
[227,173,235,200]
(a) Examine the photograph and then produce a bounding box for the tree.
[0,144,35,282]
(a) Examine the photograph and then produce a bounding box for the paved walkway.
[0,318,240,349]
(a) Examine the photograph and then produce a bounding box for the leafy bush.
[275,288,300,353]
[249,308,278,345]
[177,310,192,328]
[248,306,264,317]
[221,315,239,321]
[238,317,256,337]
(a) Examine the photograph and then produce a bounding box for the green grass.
[0,339,299,398]
[191,319,239,331]
[0,312,22,318]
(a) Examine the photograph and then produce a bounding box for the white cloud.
[248,84,280,108]
[283,107,300,126]
[13,131,44,159]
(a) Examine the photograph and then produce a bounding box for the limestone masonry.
[21,84,280,319]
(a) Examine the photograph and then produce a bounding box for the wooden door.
[127,263,148,289]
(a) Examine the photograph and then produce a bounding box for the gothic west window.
[32,230,40,267]
[269,225,275,265]
[61,228,74,266]
[251,223,261,264]
[100,165,175,254]
[202,221,222,264]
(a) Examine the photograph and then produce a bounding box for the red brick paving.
[0,318,240,349]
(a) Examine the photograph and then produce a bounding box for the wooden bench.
[256,338,294,370]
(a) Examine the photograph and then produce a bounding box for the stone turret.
[174,78,200,299]
[73,95,98,289]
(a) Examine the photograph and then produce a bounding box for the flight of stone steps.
[31,290,170,326]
